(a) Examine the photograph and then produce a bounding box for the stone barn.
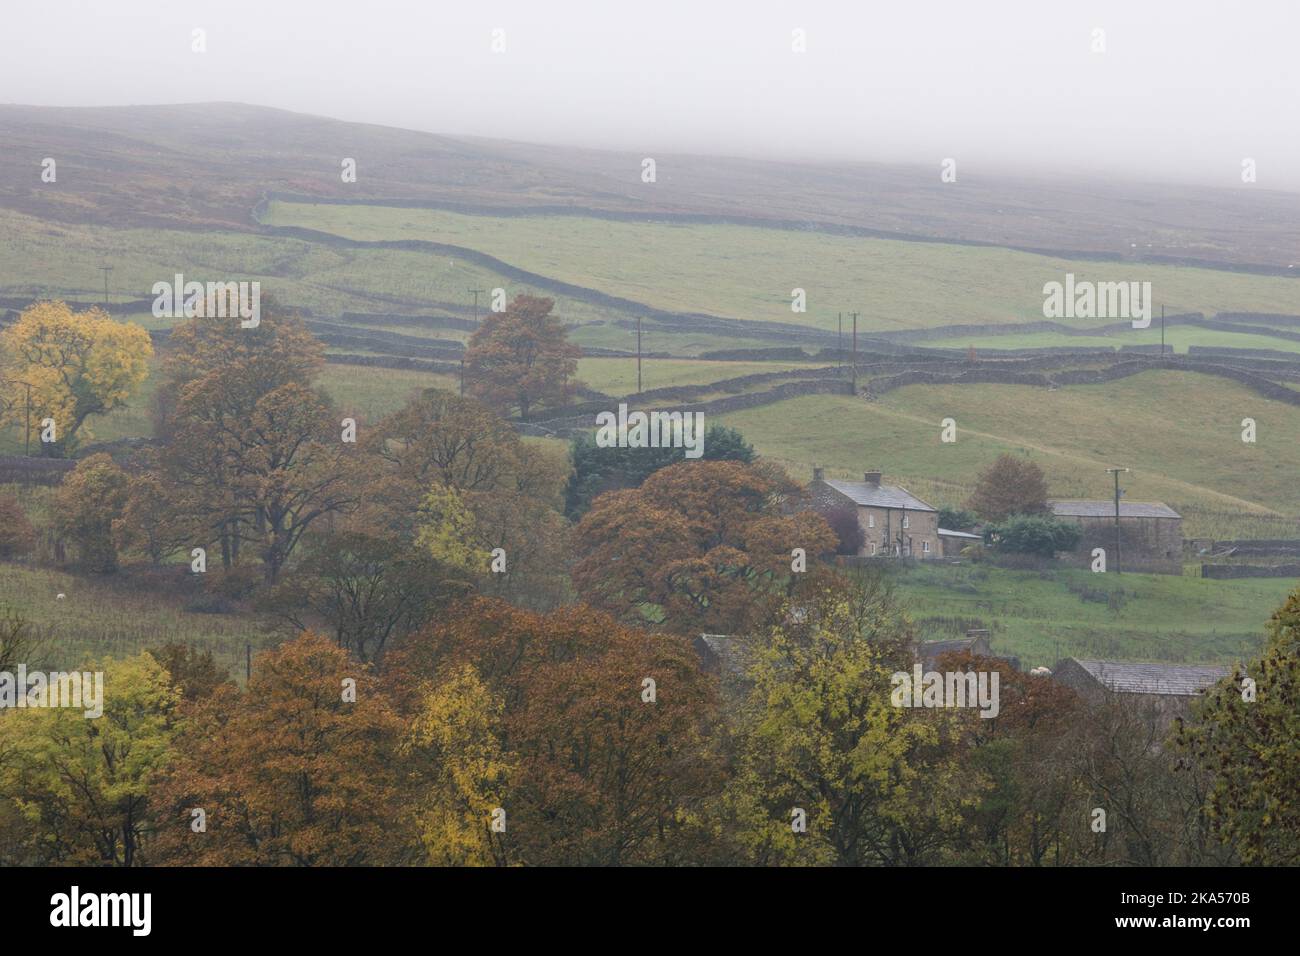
[1051,657,1229,725]
[809,468,941,558]
[1049,499,1183,574]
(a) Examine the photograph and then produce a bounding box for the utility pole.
[465,289,485,397]
[10,380,34,456]
[1160,304,1165,358]
[1107,467,1129,574]
[99,265,113,311]
[636,316,643,393]
[837,312,843,371]
[849,311,859,391]
[21,382,32,457]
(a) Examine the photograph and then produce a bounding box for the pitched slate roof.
[824,479,936,512]
[937,528,982,539]
[1050,500,1181,520]
[693,634,752,678]
[1069,659,1229,696]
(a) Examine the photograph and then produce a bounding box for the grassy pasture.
[926,325,1300,355]
[0,563,277,678]
[0,208,641,330]
[262,201,1300,334]
[576,357,818,395]
[716,370,1300,535]
[883,562,1291,669]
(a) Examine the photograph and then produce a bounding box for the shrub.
[937,506,980,532]
[984,515,1083,557]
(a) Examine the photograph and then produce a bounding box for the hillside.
[3,102,1300,270]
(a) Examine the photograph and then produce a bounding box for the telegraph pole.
[1107,467,1129,574]
[837,312,843,371]
[10,380,34,456]
[636,317,643,393]
[1160,304,1165,358]
[22,382,32,457]
[849,311,860,391]
[99,265,113,311]
[465,288,486,396]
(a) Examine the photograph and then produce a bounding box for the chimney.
[812,466,824,481]
[864,470,882,485]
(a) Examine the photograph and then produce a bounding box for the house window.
[922,541,930,553]
[870,542,877,555]
[902,514,909,529]
[868,514,875,528]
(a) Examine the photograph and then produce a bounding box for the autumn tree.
[1176,587,1300,865]
[965,454,1050,522]
[366,387,522,497]
[388,599,725,865]
[51,453,129,572]
[1,301,152,456]
[728,574,986,866]
[113,469,193,566]
[158,302,355,580]
[463,295,580,421]
[941,652,1094,866]
[267,530,470,664]
[0,605,41,674]
[149,632,417,865]
[571,459,836,632]
[401,664,515,866]
[0,653,180,866]
[0,496,37,559]
[146,642,234,702]
[364,388,572,606]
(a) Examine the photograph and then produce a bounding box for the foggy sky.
[3,0,1298,191]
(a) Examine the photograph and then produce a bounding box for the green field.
[262,200,1300,334]
[926,325,1300,355]
[0,208,643,331]
[576,357,816,395]
[0,564,277,678]
[716,370,1300,536]
[884,562,1291,669]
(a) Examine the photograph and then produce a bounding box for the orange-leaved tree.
[571,460,837,632]
[463,295,580,421]
[149,632,417,865]
[965,453,1050,522]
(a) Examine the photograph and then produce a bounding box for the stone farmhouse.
[809,468,943,558]
[1049,499,1184,574]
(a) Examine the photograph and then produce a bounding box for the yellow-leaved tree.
[401,664,515,866]
[1,300,153,456]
